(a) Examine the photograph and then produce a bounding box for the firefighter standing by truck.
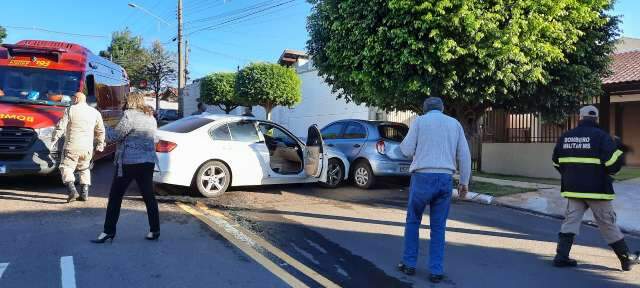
[51,92,106,203]
[552,105,640,271]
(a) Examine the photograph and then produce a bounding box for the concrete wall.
[622,102,640,166]
[183,80,267,119]
[270,60,371,137]
[482,143,561,179]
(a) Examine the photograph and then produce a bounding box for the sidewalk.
[491,177,640,235]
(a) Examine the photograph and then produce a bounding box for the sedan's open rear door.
[304,125,324,178]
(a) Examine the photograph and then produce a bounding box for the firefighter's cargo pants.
[561,198,624,244]
[59,150,93,185]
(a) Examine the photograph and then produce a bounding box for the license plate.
[400,166,409,173]
[0,165,6,174]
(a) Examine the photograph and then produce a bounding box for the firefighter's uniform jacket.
[51,102,106,185]
[552,120,624,200]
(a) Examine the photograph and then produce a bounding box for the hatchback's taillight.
[376,140,386,154]
[156,140,177,153]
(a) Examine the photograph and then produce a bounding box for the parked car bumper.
[369,159,412,176]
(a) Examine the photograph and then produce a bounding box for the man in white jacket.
[52,92,106,202]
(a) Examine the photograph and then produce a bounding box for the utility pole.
[177,0,185,116]
[184,39,189,83]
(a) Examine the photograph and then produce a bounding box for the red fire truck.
[0,40,129,176]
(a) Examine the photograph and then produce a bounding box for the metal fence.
[481,110,581,143]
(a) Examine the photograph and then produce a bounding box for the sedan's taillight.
[156,140,177,153]
[376,140,386,154]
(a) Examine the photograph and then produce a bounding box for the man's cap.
[423,97,444,112]
[579,105,599,118]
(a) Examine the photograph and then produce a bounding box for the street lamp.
[127,2,171,26]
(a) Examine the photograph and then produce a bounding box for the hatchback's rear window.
[160,117,214,133]
[378,124,408,142]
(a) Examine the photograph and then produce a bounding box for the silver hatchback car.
[320,120,412,189]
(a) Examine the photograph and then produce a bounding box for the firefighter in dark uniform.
[552,105,640,271]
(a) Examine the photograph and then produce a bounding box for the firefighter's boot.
[65,182,79,203]
[553,232,578,267]
[610,239,640,271]
[78,185,90,201]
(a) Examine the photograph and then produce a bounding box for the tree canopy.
[236,63,301,120]
[145,41,177,113]
[200,72,240,114]
[100,28,149,87]
[307,0,619,130]
[0,26,6,43]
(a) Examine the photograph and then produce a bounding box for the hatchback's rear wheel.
[194,160,230,197]
[353,161,375,189]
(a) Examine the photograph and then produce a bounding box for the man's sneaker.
[397,263,415,276]
[429,274,445,283]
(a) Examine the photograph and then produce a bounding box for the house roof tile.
[603,50,640,85]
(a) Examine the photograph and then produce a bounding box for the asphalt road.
[1,160,638,287]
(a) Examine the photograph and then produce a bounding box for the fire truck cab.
[0,40,129,176]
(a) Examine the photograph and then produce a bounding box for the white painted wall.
[270,60,371,137]
[482,143,561,179]
[183,80,268,118]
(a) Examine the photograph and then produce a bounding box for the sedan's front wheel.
[319,158,344,188]
[194,160,230,197]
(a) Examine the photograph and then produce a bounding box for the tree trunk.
[264,102,273,120]
[265,107,272,120]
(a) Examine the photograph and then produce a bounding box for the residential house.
[482,37,640,179]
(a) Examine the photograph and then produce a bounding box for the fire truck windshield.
[0,66,81,107]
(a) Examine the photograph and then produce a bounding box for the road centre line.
[177,203,310,288]
[60,256,76,288]
[0,263,8,279]
[194,202,341,288]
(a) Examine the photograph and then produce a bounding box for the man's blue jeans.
[402,172,453,275]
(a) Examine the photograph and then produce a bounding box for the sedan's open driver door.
[304,125,324,178]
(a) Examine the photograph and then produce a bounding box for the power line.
[184,0,276,26]
[193,1,299,34]
[4,25,108,38]
[191,44,251,62]
[186,0,297,36]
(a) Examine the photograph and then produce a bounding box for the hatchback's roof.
[336,119,406,126]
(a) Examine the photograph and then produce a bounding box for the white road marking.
[60,256,76,288]
[0,263,8,279]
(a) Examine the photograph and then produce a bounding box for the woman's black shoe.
[397,263,415,276]
[145,232,160,241]
[91,233,115,244]
[429,274,444,283]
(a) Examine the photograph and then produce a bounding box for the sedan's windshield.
[0,66,81,107]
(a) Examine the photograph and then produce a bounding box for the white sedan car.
[153,114,350,197]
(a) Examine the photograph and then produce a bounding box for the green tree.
[100,28,149,87]
[236,63,302,120]
[144,41,177,114]
[200,72,240,114]
[307,0,619,133]
[0,26,7,43]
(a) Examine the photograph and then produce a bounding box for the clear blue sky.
[2,0,639,81]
